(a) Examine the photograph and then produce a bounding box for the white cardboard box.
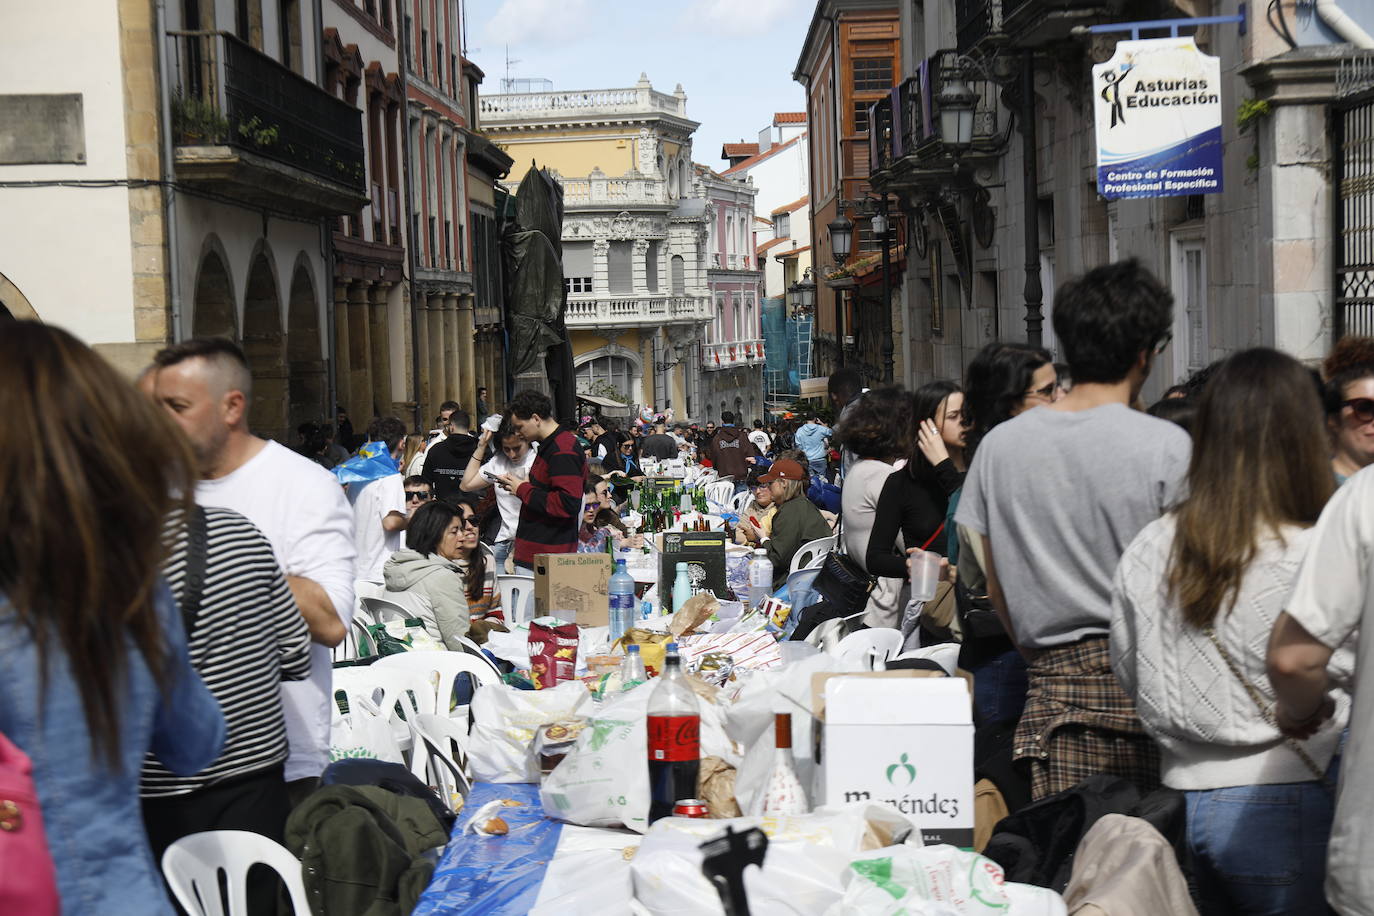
[818,676,974,847]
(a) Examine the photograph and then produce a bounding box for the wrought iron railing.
[166,30,365,190]
[957,0,995,53]
[868,53,1003,176]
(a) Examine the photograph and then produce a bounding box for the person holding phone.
[460,416,535,575]
[734,471,777,545]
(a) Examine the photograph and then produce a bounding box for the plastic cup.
[908,549,941,602]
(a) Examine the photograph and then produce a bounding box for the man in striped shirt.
[141,506,312,900]
[496,390,586,574]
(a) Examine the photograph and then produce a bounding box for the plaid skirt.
[1014,636,1160,800]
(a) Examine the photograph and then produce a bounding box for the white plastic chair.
[361,596,413,623]
[349,617,376,658]
[728,490,752,514]
[332,666,436,755]
[408,712,475,810]
[835,627,905,669]
[496,574,537,625]
[373,650,501,721]
[790,535,836,574]
[706,480,735,509]
[161,830,311,916]
[785,566,823,613]
[454,635,505,679]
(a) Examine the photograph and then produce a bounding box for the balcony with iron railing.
[701,339,766,370]
[565,294,713,328]
[868,52,1005,197]
[166,30,367,216]
[954,0,1124,53]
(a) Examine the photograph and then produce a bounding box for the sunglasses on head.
[405,490,431,501]
[1343,398,1374,424]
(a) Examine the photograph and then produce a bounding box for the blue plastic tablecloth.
[412,783,562,916]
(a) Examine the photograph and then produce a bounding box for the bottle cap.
[627,644,640,654]
[754,548,766,556]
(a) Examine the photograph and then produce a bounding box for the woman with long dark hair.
[0,323,225,915]
[953,342,1055,725]
[1112,348,1345,914]
[384,500,491,647]
[833,387,915,627]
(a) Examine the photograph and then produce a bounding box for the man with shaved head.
[148,337,355,804]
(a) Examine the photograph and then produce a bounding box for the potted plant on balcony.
[171,91,229,144]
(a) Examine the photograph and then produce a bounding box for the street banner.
[1093,36,1223,200]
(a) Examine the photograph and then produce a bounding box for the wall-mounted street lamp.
[937,77,979,150]
[828,216,854,261]
[787,267,817,317]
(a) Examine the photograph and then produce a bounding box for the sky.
[462,0,814,170]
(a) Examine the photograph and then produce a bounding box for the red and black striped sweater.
[513,425,586,566]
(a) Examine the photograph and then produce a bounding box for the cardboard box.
[533,553,612,627]
[659,530,728,612]
[817,676,974,848]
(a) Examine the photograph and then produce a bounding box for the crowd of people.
[9,255,1374,914]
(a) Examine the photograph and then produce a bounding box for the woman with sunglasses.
[383,500,492,648]
[1322,335,1374,485]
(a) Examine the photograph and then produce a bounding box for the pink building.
[697,165,765,424]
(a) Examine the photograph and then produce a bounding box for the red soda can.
[673,799,710,819]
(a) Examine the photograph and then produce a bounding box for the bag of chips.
[528,617,579,689]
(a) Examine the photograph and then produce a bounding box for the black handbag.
[809,550,874,615]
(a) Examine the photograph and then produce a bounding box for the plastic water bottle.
[749,548,773,609]
[619,644,647,691]
[609,558,636,642]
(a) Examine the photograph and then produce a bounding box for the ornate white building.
[480,76,715,418]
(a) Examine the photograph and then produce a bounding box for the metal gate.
[1333,60,1374,338]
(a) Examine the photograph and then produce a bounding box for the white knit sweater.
[1110,515,1351,790]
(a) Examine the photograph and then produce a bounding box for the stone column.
[457,294,477,412]
[333,279,351,424]
[347,280,373,422]
[426,292,445,419]
[442,295,460,410]
[369,282,393,421]
[415,286,431,425]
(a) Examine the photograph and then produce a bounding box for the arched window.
[670,255,685,295]
[576,354,638,403]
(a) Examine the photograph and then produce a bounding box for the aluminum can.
[673,798,710,818]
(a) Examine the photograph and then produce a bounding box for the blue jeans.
[492,539,513,575]
[1184,756,1339,916]
[967,648,1028,726]
[807,457,827,479]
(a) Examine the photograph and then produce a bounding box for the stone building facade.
[481,76,715,417]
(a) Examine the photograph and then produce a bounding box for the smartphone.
[483,470,501,482]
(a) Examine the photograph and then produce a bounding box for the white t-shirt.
[480,445,538,542]
[1284,467,1374,915]
[349,473,405,582]
[196,440,356,782]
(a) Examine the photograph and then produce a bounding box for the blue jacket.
[794,422,832,461]
[0,584,225,915]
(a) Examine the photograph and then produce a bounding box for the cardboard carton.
[659,530,728,612]
[816,675,973,848]
[533,553,613,627]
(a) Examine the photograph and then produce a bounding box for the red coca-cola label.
[647,715,700,761]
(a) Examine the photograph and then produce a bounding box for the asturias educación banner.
[1093,37,1223,200]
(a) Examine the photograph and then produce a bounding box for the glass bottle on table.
[753,713,808,816]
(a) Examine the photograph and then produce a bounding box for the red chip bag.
[528,619,579,689]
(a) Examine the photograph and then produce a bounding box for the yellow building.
[480,74,714,417]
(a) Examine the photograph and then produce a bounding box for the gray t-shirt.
[955,403,1190,649]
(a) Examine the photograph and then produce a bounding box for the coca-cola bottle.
[646,643,700,823]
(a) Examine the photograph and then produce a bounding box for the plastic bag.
[541,679,737,832]
[328,698,403,764]
[631,804,918,916]
[468,681,590,782]
[822,845,1068,916]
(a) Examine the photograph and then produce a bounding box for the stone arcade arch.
[242,250,288,442]
[285,258,325,433]
[191,247,237,340]
[0,271,38,322]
